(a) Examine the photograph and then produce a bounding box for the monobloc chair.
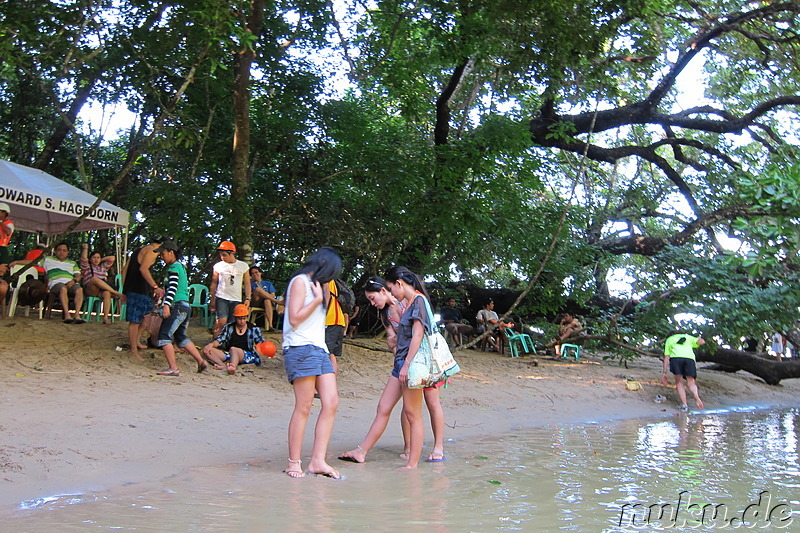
[503,327,534,358]
[7,266,45,318]
[83,273,121,322]
[248,306,266,328]
[560,343,581,360]
[188,284,212,327]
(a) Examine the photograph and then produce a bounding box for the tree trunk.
[33,75,97,170]
[696,347,800,386]
[231,0,265,262]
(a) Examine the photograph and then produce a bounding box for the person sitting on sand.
[154,240,207,377]
[661,330,705,412]
[79,243,125,324]
[202,304,266,375]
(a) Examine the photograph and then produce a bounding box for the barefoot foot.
[226,362,236,375]
[307,460,340,479]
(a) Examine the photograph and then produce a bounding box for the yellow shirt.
[325,280,346,326]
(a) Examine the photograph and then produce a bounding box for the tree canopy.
[2,0,800,357]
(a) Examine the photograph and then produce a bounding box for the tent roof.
[0,159,129,235]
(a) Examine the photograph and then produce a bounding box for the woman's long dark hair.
[384,266,429,300]
[293,247,342,284]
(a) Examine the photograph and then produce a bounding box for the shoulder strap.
[414,293,436,335]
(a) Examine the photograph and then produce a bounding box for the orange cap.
[233,304,249,317]
[217,240,236,252]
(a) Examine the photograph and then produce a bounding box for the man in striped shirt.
[43,242,84,324]
[154,240,207,377]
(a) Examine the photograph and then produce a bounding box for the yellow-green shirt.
[665,334,701,360]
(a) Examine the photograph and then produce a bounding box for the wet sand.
[1,316,798,509]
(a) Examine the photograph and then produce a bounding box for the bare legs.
[85,278,125,323]
[401,387,445,461]
[340,377,403,463]
[203,345,245,374]
[161,341,205,374]
[398,386,424,470]
[424,388,445,461]
[59,285,83,321]
[128,321,147,361]
[675,375,704,410]
[286,373,340,478]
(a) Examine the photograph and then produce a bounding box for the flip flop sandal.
[156,369,180,377]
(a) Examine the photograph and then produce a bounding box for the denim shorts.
[215,298,240,321]
[283,344,334,383]
[125,292,153,324]
[225,350,261,366]
[157,301,192,349]
[669,357,697,378]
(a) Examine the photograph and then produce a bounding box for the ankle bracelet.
[288,458,302,463]
[357,445,365,454]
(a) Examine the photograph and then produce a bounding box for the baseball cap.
[154,240,179,252]
[217,240,236,252]
[0,202,10,215]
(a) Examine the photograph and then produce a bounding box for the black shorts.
[669,357,697,378]
[325,325,345,357]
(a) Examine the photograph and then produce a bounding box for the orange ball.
[256,341,277,358]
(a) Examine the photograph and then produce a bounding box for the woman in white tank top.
[281,247,342,479]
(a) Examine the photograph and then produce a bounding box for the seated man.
[202,304,266,375]
[476,298,513,351]
[249,266,281,330]
[551,312,583,356]
[43,242,84,323]
[440,297,474,346]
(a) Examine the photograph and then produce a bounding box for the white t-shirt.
[213,259,249,301]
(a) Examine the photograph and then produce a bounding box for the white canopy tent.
[0,159,129,235]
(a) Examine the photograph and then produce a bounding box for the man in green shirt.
[661,330,705,412]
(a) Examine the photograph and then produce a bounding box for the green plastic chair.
[503,327,534,357]
[188,284,212,327]
[560,343,581,360]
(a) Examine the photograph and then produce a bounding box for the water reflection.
[3,407,798,531]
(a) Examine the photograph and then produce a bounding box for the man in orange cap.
[202,303,267,375]
[209,240,251,337]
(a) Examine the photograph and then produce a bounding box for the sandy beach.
[1,315,798,510]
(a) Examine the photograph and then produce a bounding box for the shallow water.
[4,407,799,532]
